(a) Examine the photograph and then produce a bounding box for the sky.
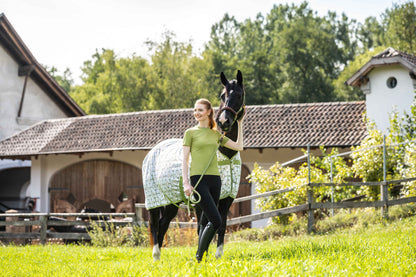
[2,0,398,84]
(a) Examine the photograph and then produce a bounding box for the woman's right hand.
[183,182,194,197]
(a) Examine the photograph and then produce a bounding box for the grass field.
[1,216,416,276]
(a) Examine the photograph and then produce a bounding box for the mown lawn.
[1,216,416,276]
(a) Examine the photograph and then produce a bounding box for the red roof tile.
[0,102,367,159]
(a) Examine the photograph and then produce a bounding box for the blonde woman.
[182,98,243,262]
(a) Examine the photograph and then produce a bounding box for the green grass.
[1,216,416,276]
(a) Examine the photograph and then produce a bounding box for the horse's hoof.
[215,244,224,259]
[153,245,161,261]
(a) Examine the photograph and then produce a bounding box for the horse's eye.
[221,93,225,100]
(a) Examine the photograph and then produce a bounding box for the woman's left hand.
[183,182,194,197]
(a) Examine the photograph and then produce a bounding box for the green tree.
[206,2,359,104]
[268,3,354,103]
[383,1,416,54]
[357,1,416,54]
[45,65,74,93]
[333,46,386,101]
[70,49,152,114]
[357,16,385,51]
[145,31,218,110]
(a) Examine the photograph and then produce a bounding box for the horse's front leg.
[149,208,162,261]
[157,204,179,248]
[216,197,235,258]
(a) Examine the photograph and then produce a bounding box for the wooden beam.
[17,64,35,117]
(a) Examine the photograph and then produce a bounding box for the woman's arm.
[182,146,193,196]
[223,120,244,151]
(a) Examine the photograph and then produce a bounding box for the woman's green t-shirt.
[183,126,229,177]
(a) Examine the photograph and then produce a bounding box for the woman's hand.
[183,182,194,197]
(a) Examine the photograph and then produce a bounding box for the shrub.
[229,204,416,242]
[88,220,149,247]
[249,147,354,224]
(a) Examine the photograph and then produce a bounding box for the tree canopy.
[44,1,416,114]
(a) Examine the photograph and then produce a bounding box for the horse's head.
[216,70,245,132]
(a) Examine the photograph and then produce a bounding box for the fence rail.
[0,213,136,244]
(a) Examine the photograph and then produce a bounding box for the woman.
[182,98,244,262]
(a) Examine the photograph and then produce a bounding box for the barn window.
[387,77,397,88]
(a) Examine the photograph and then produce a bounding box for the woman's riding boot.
[195,222,217,262]
[198,223,205,245]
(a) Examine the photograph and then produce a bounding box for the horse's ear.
[220,72,228,86]
[237,70,243,86]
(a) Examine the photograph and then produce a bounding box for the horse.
[142,70,245,261]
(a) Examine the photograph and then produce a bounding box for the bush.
[229,204,416,242]
[248,147,354,224]
[88,220,149,247]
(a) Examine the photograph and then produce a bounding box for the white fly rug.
[143,138,241,210]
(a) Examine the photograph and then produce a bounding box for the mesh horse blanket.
[143,139,241,210]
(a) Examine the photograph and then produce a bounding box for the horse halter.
[216,90,246,129]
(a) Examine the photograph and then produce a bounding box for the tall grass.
[1,215,416,276]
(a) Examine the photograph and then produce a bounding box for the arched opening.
[49,160,144,218]
[0,167,31,212]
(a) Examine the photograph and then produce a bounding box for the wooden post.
[135,205,144,226]
[307,187,315,233]
[381,135,389,218]
[330,156,334,217]
[40,215,47,245]
[381,182,389,218]
[307,145,315,233]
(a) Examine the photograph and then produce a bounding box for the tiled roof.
[0,101,367,159]
[373,47,416,66]
[347,47,416,87]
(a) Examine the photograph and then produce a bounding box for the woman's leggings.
[190,175,222,229]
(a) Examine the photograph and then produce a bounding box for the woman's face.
[194,103,210,122]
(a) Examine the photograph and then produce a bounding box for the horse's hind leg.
[157,204,179,248]
[216,197,235,258]
[149,208,162,261]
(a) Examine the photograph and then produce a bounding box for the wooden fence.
[2,138,416,243]
[133,176,416,234]
[0,213,137,245]
[2,175,416,245]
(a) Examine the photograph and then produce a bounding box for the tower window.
[387,77,397,88]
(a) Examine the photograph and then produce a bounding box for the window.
[387,77,397,89]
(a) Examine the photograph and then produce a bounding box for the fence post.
[135,205,144,226]
[381,135,389,218]
[330,156,334,217]
[39,214,47,245]
[307,145,315,233]
[307,187,315,233]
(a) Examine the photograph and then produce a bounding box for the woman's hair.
[196,98,217,130]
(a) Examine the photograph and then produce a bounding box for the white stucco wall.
[364,65,415,133]
[0,45,67,141]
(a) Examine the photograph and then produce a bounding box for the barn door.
[49,160,143,215]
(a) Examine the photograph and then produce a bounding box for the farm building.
[0,14,415,227]
[0,13,85,212]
